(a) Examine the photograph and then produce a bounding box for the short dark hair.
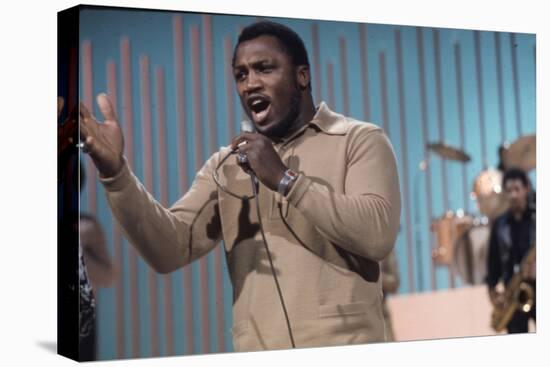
[232,21,310,77]
[502,167,529,188]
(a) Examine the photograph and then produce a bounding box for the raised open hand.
[79,93,125,178]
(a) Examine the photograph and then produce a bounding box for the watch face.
[287,169,298,179]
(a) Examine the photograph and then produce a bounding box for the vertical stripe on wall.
[138,55,160,357]
[474,31,489,168]
[311,23,322,105]
[327,63,335,109]
[153,67,176,356]
[394,29,416,293]
[510,33,523,136]
[359,23,370,122]
[415,27,437,291]
[190,25,211,354]
[106,60,126,358]
[494,33,507,142]
[82,41,97,215]
[171,14,194,355]
[339,37,350,117]
[120,37,141,358]
[454,44,470,213]
[432,29,455,289]
[378,52,390,135]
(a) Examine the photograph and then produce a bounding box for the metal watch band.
[277,169,298,196]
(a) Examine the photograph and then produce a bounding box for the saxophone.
[490,244,536,332]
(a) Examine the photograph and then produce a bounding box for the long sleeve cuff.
[98,156,133,192]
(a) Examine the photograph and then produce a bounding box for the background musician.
[486,168,536,333]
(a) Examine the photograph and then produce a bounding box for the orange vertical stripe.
[106,60,126,358]
[120,37,141,358]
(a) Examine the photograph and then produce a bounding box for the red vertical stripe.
[154,67,176,356]
[120,37,140,358]
[82,41,97,215]
[394,30,416,293]
[139,55,160,357]
[224,37,236,138]
[222,34,239,352]
[191,24,211,354]
[415,27,436,291]
[106,60,126,358]
[236,25,246,124]
[339,37,350,117]
[311,23,322,105]
[172,15,194,354]
[327,63,335,110]
[203,15,217,155]
[202,14,226,353]
[359,23,370,122]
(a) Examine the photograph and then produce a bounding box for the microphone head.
[240,120,255,133]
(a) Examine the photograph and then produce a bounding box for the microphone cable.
[212,149,296,348]
[249,173,296,348]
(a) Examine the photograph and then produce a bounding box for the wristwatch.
[277,168,298,196]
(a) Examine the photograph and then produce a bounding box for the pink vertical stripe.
[339,37,350,117]
[359,23,370,121]
[224,37,236,138]
[203,15,217,155]
[190,24,211,354]
[415,27,436,291]
[106,60,126,358]
[237,25,246,124]
[154,67,176,356]
[394,30,415,293]
[172,15,194,354]
[120,36,141,358]
[221,34,239,352]
[327,63,335,109]
[82,41,97,215]
[139,55,160,357]
[311,23,322,105]
[202,14,226,353]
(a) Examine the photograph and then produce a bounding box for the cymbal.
[427,142,471,162]
[503,134,536,171]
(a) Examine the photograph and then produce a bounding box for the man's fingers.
[79,102,94,123]
[231,132,257,150]
[97,93,118,122]
[57,96,64,118]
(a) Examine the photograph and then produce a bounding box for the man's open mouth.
[247,95,271,125]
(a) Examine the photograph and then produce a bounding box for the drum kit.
[428,135,536,285]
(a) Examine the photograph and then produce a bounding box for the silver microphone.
[237,120,255,177]
[240,120,255,133]
[235,120,255,151]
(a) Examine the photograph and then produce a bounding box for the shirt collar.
[272,101,348,147]
[309,101,348,135]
